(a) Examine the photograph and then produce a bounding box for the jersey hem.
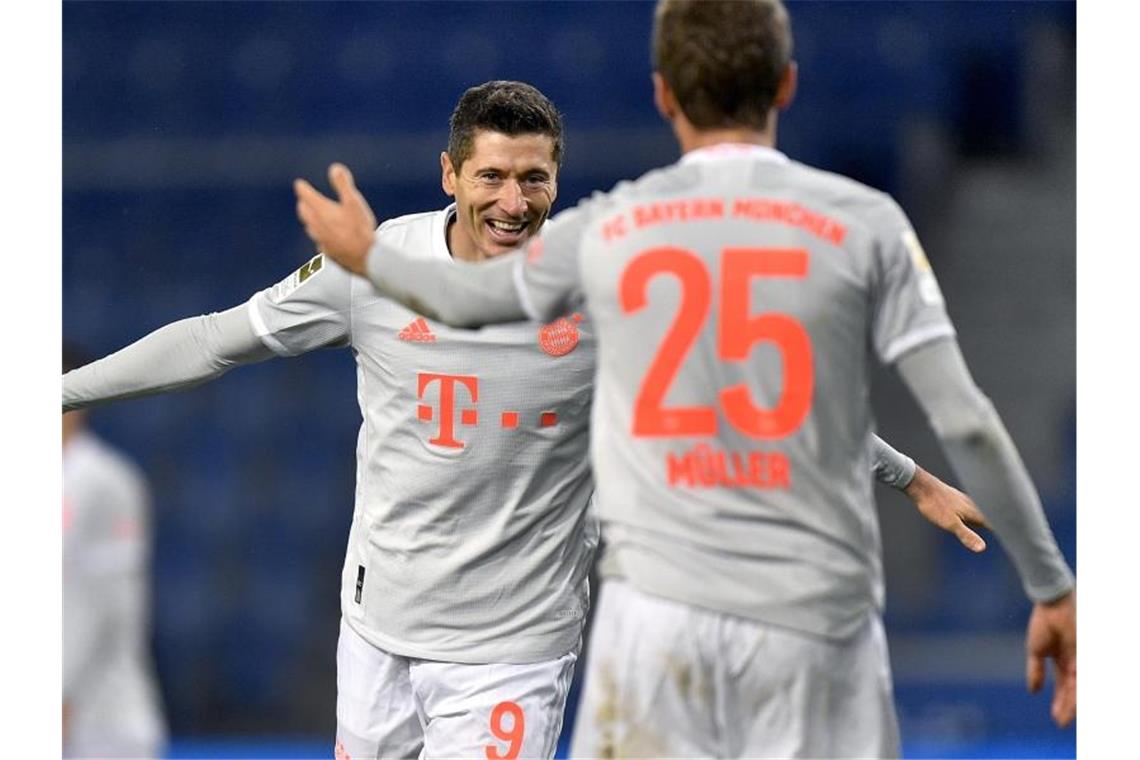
[599,566,879,644]
[341,612,583,665]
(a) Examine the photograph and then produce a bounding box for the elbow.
[929,393,1001,448]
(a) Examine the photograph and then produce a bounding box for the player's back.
[578,144,952,640]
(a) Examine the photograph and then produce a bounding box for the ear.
[440,151,457,197]
[652,72,677,122]
[774,61,798,110]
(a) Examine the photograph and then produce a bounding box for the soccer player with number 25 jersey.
[296,2,1076,757]
[68,79,985,757]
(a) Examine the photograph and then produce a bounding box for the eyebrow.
[469,162,553,177]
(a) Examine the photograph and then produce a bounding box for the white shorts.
[569,580,899,758]
[335,618,578,760]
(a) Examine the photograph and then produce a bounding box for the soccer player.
[63,343,167,759]
[293,2,1077,756]
[67,81,983,758]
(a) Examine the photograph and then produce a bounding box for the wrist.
[353,231,376,277]
[901,464,929,496]
[1040,587,1075,608]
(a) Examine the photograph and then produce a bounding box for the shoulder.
[551,169,678,228]
[66,433,148,502]
[377,208,441,234]
[781,160,910,233]
[258,250,353,307]
[606,163,696,205]
[376,208,447,248]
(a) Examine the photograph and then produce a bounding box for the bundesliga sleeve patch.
[901,230,945,306]
[271,254,325,302]
[298,254,324,283]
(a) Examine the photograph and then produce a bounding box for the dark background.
[62,2,1076,756]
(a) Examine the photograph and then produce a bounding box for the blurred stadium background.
[62,1,1076,757]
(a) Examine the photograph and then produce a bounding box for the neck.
[445,216,485,263]
[673,112,777,156]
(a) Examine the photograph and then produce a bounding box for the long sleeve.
[896,338,1074,602]
[63,304,273,411]
[870,434,916,489]
[362,242,529,327]
[360,199,595,327]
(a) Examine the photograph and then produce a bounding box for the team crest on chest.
[526,236,544,262]
[538,313,583,357]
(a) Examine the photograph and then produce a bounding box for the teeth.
[488,220,525,233]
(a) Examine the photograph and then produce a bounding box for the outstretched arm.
[897,337,1075,727]
[63,305,273,411]
[298,165,996,556]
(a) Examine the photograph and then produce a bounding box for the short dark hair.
[63,340,92,374]
[652,0,793,130]
[447,80,564,170]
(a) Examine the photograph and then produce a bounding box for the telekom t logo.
[416,372,559,449]
[417,373,479,449]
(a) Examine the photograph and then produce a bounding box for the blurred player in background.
[66,81,983,759]
[294,0,1077,756]
[63,343,167,759]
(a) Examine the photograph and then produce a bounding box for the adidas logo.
[398,317,437,343]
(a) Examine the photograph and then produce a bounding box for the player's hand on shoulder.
[294,163,377,277]
[903,465,990,553]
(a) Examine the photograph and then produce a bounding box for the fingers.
[329,162,356,202]
[295,200,317,241]
[294,177,336,240]
[954,493,992,530]
[1051,669,1076,727]
[293,177,323,206]
[963,505,992,531]
[294,179,327,222]
[324,163,376,230]
[294,192,319,233]
[1026,653,1045,694]
[1052,643,1077,727]
[954,522,986,553]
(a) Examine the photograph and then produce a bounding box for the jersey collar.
[434,203,458,261]
[680,143,789,165]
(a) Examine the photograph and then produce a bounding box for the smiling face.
[441,129,558,262]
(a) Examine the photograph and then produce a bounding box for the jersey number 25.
[620,246,813,439]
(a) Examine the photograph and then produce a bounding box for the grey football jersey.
[248,206,598,663]
[63,431,166,757]
[521,145,955,640]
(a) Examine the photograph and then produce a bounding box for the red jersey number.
[619,246,813,439]
[620,247,717,437]
[485,701,524,760]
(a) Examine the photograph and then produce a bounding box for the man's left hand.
[904,465,990,553]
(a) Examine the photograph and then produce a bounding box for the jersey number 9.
[485,700,525,760]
